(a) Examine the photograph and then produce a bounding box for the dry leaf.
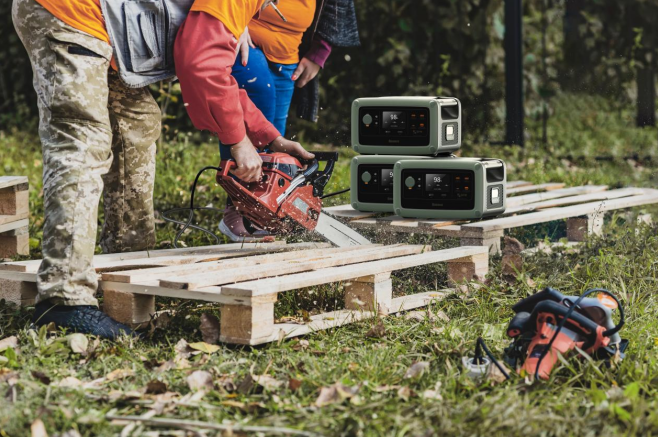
[422,389,443,400]
[503,236,525,255]
[397,386,415,401]
[31,371,51,385]
[145,380,168,394]
[175,339,193,359]
[55,377,83,388]
[67,334,88,355]
[187,370,213,391]
[237,374,255,394]
[106,369,134,382]
[288,378,302,391]
[404,361,430,379]
[292,339,310,351]
[404,311,426,322]
[486,362,511,385]
[199,313,220,344]
[252,374,285,391]
[315,383,360,407]
[434,310,450,322]
[365,319,386,338]
[188,342,220,354]
[31,419,48,437]
[0,336,18,352]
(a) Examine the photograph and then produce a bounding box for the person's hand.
[235,27,255,66]
[230,136,263,182]
[269,136,315,161]
[292,57,321,88]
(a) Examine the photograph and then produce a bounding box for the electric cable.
[474,337,511,380]
[161,166,224,248]
[320,188,350,199]
[533,288,625,381]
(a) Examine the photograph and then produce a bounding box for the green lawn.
[1,94,658,436]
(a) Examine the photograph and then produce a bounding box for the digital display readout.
[380,168,394,187]
[425,174,451,192]
[382,111,406,129]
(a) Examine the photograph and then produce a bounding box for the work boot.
[219,205,272,242]
[32,300,138,340]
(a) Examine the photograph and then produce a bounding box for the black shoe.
[32,301,138,340]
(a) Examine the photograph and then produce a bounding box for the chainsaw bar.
[315,212,370,247]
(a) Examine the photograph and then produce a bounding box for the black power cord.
[161,166,225,248]
[474,337,510,380]
[533,288,625,381]
[320,188,349,199]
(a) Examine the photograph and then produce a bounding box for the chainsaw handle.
[301,152,338,197]
[512,287,565,314]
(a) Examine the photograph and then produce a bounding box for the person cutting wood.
[11,0,313,339]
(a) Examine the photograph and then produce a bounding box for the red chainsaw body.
[216,153,322,233]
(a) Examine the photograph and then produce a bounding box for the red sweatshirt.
[174,12,281,146]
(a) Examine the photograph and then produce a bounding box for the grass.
[1,93,658,436]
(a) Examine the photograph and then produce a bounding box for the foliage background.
[1,0,656,147]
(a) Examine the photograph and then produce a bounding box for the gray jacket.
[100,0,194,88]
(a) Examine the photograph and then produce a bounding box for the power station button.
[361,171,372,183]
[405,176,415,188]
[362,114,373,125]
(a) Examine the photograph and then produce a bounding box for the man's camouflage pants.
[12,0,160,306]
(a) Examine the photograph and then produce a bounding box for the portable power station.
[393,158,506,219]
[350,155,438,212]
[351,96,461,156]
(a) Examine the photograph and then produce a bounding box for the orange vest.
[249,0,316,64]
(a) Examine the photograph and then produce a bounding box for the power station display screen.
[357,164,395,204]
[401,169,475,210]
[382,111,406,129]
[381,168,394,187]
[425,174,450,192]
[359,107,429,146]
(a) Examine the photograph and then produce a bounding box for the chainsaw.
[216,151,370,247]
[503,287,627,380]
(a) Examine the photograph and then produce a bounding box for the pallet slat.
[506,185,608,208]
[159,244,426,290]
[507,183,566,195]
[221,246,489,297]
[505,187,643,215]
[0,176,28,191]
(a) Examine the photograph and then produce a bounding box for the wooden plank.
[506,180,532,189]
[0,218,29,234]
[101,243,344,283]
[506,187,641,215]
[221,246,490,297]
[0,189,29,216]
[0,241,328,273]
[159,244,425,289]
[460,189,658,236]
[506,185,608,207]
[507,183,566,195]
[0,176,28,191]
[323,205,378,221]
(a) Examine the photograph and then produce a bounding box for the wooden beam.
[447,252,489,285]
[507,183,566,195]
[221,246,489,297]
[0,226,29,258]
[220,298,277,345]
[322,205,378,221]
[159,245,424,290]
[344,272,392,313]
[506,187,639,214]
[102,288,155,328]
[0,176,28,191]
[506,185,608,208]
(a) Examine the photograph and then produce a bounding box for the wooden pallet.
[325,182,658,254]
[0,176,30,258]
[0,241,489,345]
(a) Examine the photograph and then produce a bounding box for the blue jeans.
[220,46,298,159]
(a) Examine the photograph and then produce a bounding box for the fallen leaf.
[365,319,386,338]
[175,339,193,359]
[288,378,302,391]
[55,377,83,388]
[31,419,48,437]
[502,254,523,281]
[199,313,220,344]
[237,374,255,394]
[155,360,176,374]
[397,386,415,401]
[0,336,18,352]
[422,389,443,400]
[188,342,220,354]
[187,370,213,391]
[371,385,401,393]
[292,339,310,351]
[404,361,430,379]
[67,333,88,354]
[106,369,134,382]
[252,374,285,391]
[146,380,168,394]
[31,371,51,385]
[434,310,450,322]
[404,311,426,322]
[503,236,525,255]
[315,383,360,407]
[486,361,511,385]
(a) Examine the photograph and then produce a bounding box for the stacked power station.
[350,97,507,219]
